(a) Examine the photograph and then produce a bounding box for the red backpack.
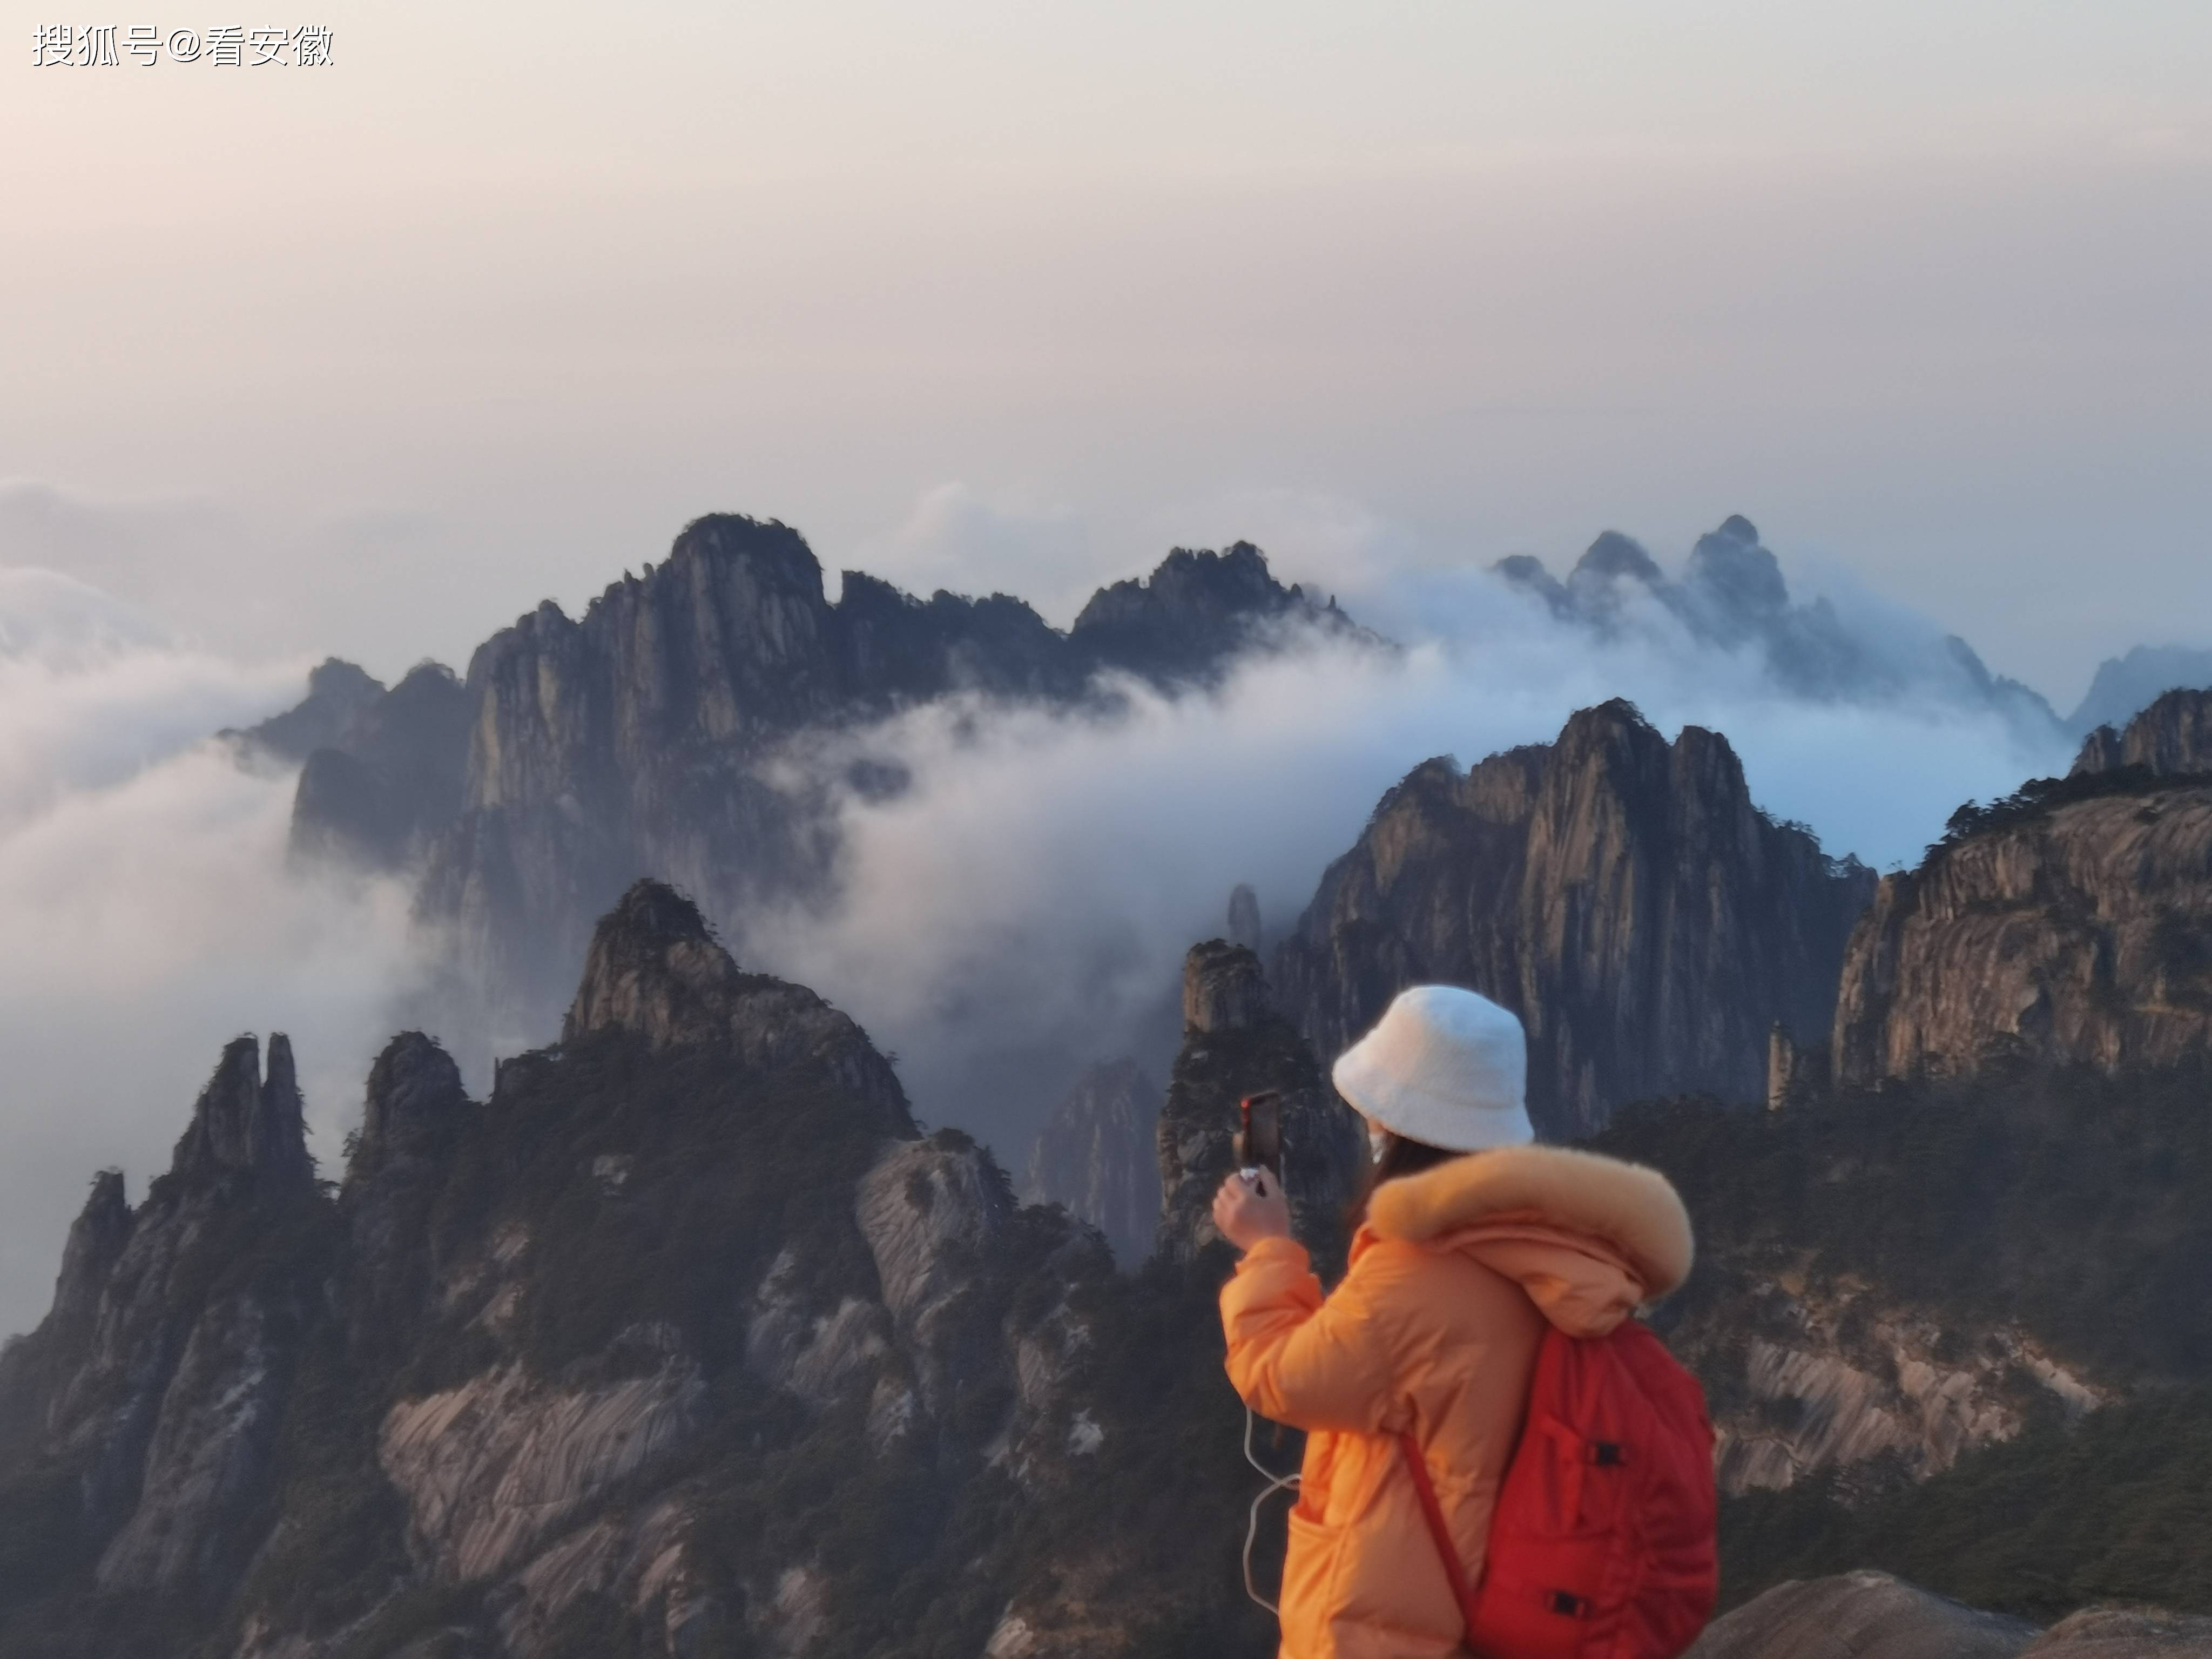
[1399,1320,1718,1659]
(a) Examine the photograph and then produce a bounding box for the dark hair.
[1346,1129,1462,1230]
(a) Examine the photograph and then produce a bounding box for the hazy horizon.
[5,1,2209,706]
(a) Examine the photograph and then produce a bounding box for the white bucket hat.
[1331,985,1533,1153]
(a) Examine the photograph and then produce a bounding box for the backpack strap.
[1398,1432,1481,1630]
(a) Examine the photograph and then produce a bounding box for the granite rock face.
[1665,1272,2106,1496]
[1274,700,1876,1137]
[2071,687,2212,780]
[0,882,1145,1659]
[1833,702,2212,1084]
[289,661,474,869]
[0,1033,327,1609]
[264,515,1357,1044]
[563,878,909,1133]
[1155,941,1363,1269]
[1023,1060,1163,1266]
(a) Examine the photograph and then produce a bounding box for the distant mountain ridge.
[277,516,1363,1040]
[2066,645,2212,739]
[1497,515,2066,746]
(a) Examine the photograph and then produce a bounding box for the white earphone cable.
[1240,1405,1301,1616]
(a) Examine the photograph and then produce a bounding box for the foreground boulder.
[1691,1572,2036,1659]
[1692,1573,2212,1659]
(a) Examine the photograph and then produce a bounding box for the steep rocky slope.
[1154,941,1363,1272]
[1022,1060,1163,1267]
[220,659,385,765]
[2070,686,2212,779]
[0,883,1333,1659]
[0,1031,334,1620]
[1274,700,1874,1136]
[1596,1056,2212,1618]
[290,662,473,869]
[1833,692,2212,1087]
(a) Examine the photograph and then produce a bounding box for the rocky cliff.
[265,515,1358,1042]
[0,1030,332,1615]
[221,658,386,765]
[0,881,1309,1659]
[1834,692,2212,1087]
[2070,687,2212,780]
[1022,1060,1163,1267]
[1273,700,1876,1137]
[289,661,474,869]
[1672,1267,2104,1498]
[1155,941,1363,1270]
[8,883,2212,1653]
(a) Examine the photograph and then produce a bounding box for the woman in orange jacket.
[1213,985,1694,1659]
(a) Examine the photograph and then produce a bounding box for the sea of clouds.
[745,551,2076,1158]
[0,563,420,1334]
[0,500,2081,1332]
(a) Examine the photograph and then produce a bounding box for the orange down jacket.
[1219,1143,1695,1659]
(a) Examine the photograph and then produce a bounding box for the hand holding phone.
[1235,1090,1283,1185]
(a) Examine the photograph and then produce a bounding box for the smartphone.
[1236,1090,1283,1179]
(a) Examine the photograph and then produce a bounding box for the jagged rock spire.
[1156,941,1362,1269]
[562,879,914,1130]
[351,1033,469,1178]
[1183,940,1266,1034]
[563,881,748,1051]
[50,1170,131,1329]
[170,1034,314,1186]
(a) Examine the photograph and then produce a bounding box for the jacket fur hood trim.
[1366,1142,1694,1299]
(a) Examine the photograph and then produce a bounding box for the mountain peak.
[2070,686,2212,779]
[1572,531,1663,586]
[1183,939,1267,1034]
[559,882,912,1130]
[663,514,827,603]
[351,1032,470,1179]
[562,880,744,1051]
[1070,540,1353,684]
[168,1034,313,1187]
[219,657,385,764]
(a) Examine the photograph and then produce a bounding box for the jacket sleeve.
[1219,1236,1410,1434]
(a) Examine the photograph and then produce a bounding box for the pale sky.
[4,0,2210,705]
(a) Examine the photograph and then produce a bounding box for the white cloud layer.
[0,568,421,1336]
[748,574,2074,1161]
